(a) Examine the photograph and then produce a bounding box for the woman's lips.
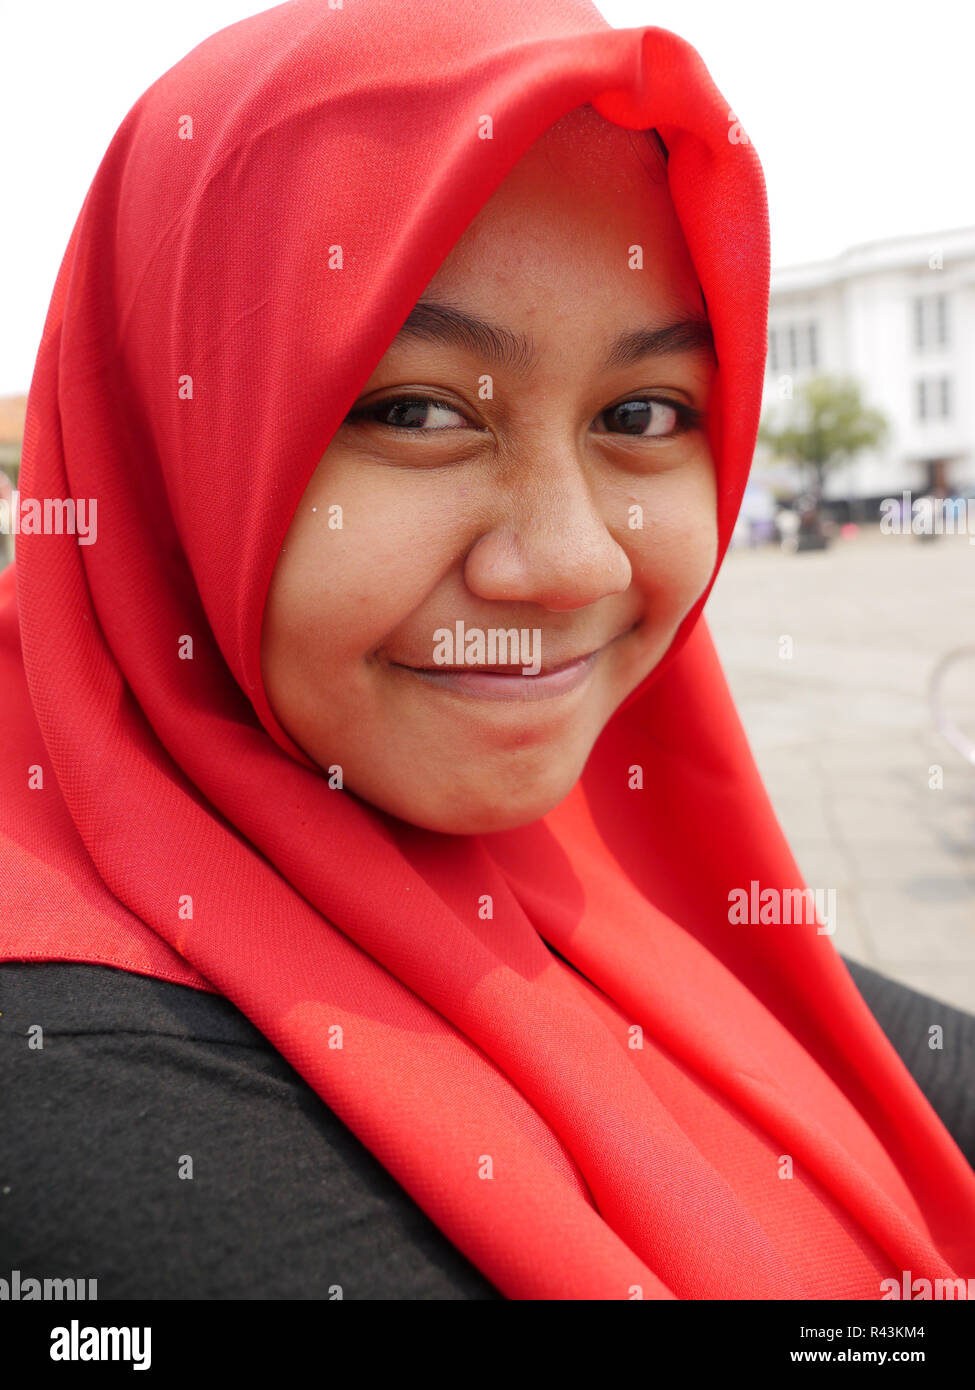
[396,648,600,700]
[388,624,639,701]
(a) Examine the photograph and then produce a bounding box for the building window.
[916,376,952,421]
[768,319,820,374]
[913,293,949,350]
[768,328,778,374]
[914,298,925,350]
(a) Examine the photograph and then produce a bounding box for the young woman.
[1,0,973,1300]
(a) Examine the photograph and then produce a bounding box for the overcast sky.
[1,0,971,395]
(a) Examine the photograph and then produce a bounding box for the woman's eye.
[347,396,469,432]
[597,397,702,438]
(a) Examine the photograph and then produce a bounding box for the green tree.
[759,374,888,499]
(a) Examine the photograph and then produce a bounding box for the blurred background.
[1,1,973,1008]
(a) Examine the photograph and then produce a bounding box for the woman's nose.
[463,458,633,612]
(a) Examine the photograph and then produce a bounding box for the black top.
[1,955,973,1299]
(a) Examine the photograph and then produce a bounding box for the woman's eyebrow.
[394,297,715,373]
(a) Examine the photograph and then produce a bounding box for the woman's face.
[261,110,719,835]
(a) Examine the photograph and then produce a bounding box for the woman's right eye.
[346,395,470,433]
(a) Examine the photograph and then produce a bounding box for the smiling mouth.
[386,622,638,702]
[392,621,639,675]
[405,650,595,677]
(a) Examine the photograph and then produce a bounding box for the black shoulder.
[0,962,503,1300]
[842,955,975,1170]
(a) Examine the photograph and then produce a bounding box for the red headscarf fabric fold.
[2,0,973,1299]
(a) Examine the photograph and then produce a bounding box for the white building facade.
[760,224,975,509]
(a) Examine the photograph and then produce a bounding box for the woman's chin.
[376,784,571,837]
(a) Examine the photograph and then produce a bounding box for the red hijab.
[2,0,973,1299]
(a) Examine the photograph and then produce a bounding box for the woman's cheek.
[632,486,716,599]
[664,459,719,592]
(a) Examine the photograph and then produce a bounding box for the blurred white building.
[759,224,975,510]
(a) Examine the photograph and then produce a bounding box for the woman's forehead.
[419,111,695,307]
[421,200,704,333]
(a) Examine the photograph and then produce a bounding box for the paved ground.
[704,529,975,1013]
